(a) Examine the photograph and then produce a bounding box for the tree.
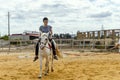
[0,35,9,40]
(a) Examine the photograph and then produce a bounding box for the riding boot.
[53,49,58,60]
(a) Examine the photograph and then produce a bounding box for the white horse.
[38,33,54,78]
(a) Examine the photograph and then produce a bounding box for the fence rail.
[0,39,119,52]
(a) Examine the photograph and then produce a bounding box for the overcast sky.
[0,0,120,35]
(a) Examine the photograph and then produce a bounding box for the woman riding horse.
[33,17,58,62]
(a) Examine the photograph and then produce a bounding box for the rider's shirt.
[39,25,52,33]
[39,25,52,39]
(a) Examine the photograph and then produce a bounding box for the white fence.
[0,39,119,52]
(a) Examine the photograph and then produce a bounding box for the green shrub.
[0,35,9,40]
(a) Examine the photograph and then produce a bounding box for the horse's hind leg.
[47,63,49,73]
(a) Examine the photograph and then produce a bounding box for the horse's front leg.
[51,54,54,72]
[45,57,49,75]
[38,55,42,78]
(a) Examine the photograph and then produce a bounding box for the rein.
[45,46,51,49]
[39,33,52,50]
[40,41,51,50]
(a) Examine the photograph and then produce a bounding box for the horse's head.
[40,33,49,50]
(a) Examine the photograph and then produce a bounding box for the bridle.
[39,37,51,50]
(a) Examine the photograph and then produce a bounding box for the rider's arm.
[39,26,42,38]
[49,26,53,39]
[50,26,53,35]
[39,31,42,37]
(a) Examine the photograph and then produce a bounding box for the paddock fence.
[0,39,119,53]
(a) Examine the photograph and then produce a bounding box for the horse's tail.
[56,45,63,58]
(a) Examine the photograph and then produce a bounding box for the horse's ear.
[47,32,50,36]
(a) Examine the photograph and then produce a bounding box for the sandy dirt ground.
[0,51,120,80]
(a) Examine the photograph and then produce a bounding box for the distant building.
[10,31,39,40]
[0,39,9,46]
[77,29,120,40]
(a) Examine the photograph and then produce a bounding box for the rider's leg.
[50,39,58,60]
[36,43,39,56]
[33,42,39,62]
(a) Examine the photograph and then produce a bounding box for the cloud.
[89,0,96,2]
[110,0,120,5]
[40,3,75,17]
[11,13,25,20]
[41,3,66,9]
[0,0,120,35]
[89,11,112,18]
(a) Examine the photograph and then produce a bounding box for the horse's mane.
[41,33,48,37]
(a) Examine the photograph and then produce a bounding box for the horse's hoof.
[38,75,42,78]
[44,73,48,76]
[51,69,54,72]
[47,69,49,73]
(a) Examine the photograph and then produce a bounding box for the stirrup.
[54,55,58,60]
